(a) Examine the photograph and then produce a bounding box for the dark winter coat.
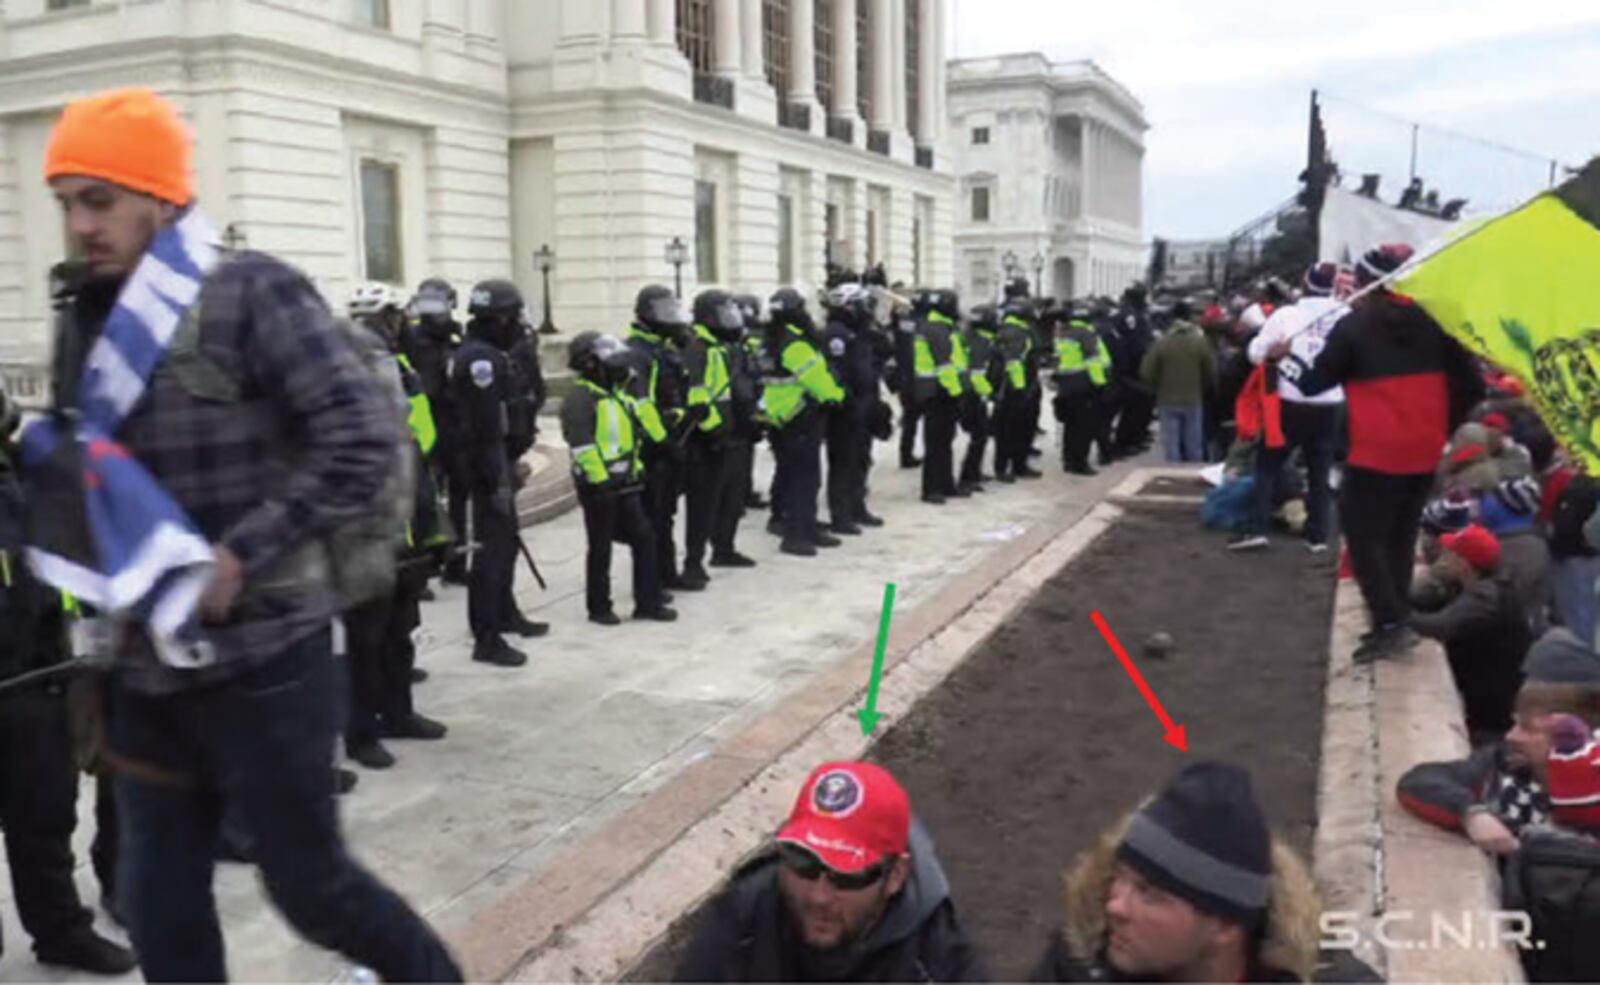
[673,822,986,983]
[1407,571,1532,734]
[1397,741,1549,836]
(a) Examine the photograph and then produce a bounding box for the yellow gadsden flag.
[1397,158,1600,472]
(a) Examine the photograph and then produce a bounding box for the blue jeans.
[1551,556,1600,651]
[1159,404,1205,463]
[108,631,462,982]
[1247,401,1337,543]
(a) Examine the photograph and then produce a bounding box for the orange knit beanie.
[44,88,193,206]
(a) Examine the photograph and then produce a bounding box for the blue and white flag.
[21,209,221,668]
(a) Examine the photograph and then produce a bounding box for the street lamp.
[1032,252,1046,295]
[1001,250,1019,282]
[534,244,558,335]
[665,236,690,299]
[222,222,247,252]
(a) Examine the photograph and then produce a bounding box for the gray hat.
[1522,628,1600,685]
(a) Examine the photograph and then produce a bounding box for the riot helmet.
[911,288,959,320]
[732,293,765,333]
[468,279,524,349]
[693,290,745,343]
[767,287,815,335]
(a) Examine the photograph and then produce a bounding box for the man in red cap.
[34,88,460,981]
[1410,524,1533,740]
[674,760,984,981]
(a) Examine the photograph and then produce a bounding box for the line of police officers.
[376,274,1156,650]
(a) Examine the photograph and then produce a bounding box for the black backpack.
[1503,824,1600,981]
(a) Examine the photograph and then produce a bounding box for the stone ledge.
[1314,575,1525,982]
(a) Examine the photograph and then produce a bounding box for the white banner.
[1319,186,1459,266]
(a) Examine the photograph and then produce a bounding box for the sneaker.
[1228,534,1269,552]
[678,564,711,591]
[855,511,886,527]
[709,551,757,568]
[589,610,623,626]
[472,638,527,668]
[347,740,396,770]
[1306,541,1329,555]
[780,539,818,557]
[502,615,550,638]
[35,928,137,976]
[633,605,679,622]
[382,713,448,741]
[812,532,843,548]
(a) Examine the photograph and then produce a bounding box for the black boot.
[382,713,448,741]
[678,563,711,590]
[347,739,396,770]
[35,928,137,976]
[855,510,885,527]
[710,551,757,567]
[502,615,550,638]
[589,610,623,626]
[472,637,528,668]
[781,539,819,557]
[633,605,680,622]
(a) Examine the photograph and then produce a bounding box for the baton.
[513,531,547,591]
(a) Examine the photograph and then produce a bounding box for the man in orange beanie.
[33,88,461,981]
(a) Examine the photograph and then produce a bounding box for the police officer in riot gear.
[910,289,966,504]
[506,310,546,464]
[626,285,695,592]
[451,279,548,668]
[993,297,1042,482]
[821,283,878,534]
[680,290,748,589]
[763,288,845,556]
[404,278,469,584]
[562,331,677,625]
[726,294,769,535]
[891,297,922,469]
[959,304,1001,491]
[1053,306,1110,476]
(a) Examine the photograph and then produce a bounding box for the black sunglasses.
[778,842,889,891]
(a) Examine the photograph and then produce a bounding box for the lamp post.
[1032,252,1046,296]
[665,236,689,299]
[534,244,558,335]
[1001,249,1019,284]
[222,222,247,252]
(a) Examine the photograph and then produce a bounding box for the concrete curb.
[449,480,1138,981]
[1312,577,1525,982]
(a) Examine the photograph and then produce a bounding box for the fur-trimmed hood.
[1059,812,1323,982]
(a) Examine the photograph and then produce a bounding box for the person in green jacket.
[911,289,967,504]
[563,331,677,625]
[959,305,1001,491]
[680,290,748,590]
[1140,301,1217,463]
[993,300,1042,482]
[762,288,845,557]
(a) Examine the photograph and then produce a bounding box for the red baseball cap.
[775,761,910,874]
[1441,524,1501,572]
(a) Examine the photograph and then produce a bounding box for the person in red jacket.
[1294,244,1485,662]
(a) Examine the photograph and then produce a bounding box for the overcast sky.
[947,0,1600,241]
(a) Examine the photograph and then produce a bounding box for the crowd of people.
[4,84,1599,984]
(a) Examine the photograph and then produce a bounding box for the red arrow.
[1090,610,1188,752]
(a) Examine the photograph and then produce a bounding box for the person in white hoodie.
[1230,262,1348,552]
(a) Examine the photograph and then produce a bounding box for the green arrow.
[856,582,897,736]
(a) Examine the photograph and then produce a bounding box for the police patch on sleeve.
[828,337,847,357]
[470,359,496,389]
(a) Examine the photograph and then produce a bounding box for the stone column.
[612,0,647,39]
[916,0,936,145]
[870,0,893,131]
[789,0,816,105]
[714,0,742,75]
[559,0,608,41]
[741,0,764,78]
[832,0,857,118]
[647,0,676,43]
[889,0,906,133]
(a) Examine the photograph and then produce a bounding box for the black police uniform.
[681,293,748,583]
[959,309,1001,488]
[625,287,694,591]
[892,311,922,468]
[821,301,879,532]
[401,287,468,581]
[450,283,530,666]
[716,295,764,564]
[993,304,1041,480]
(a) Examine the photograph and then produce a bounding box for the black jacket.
[1296,293,1482,475]
[674,823,986,983]
[0,448,68,681]
[402,316,461,443]
[506,331,545,460]
[449,334,514,493]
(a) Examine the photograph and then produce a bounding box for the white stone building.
[0,0,955,386]
[946,52,1145,304]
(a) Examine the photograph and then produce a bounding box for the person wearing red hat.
[35,88,460,981]
[1409,524,1533,740]
[674,761,984,981]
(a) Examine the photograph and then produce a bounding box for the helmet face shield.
[642,295,690,330]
